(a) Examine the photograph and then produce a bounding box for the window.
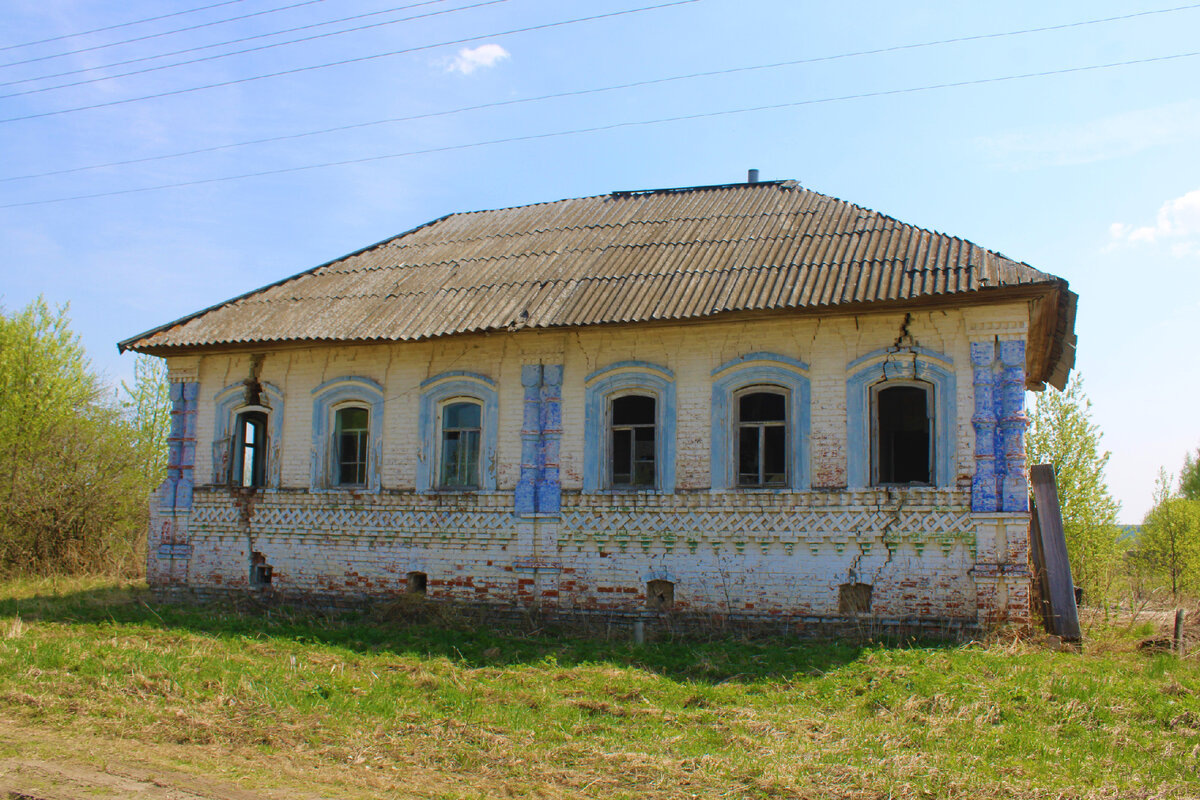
[736,390,787,487]
[438,400,482,489]
[417,372,498,493]
[582,362,676,494]
[709,354,810,490]
[873,383,932,485]
[334,406,369,486]
[845,349,955,489]
[610,394,656,488]
[214,382,283,489]
[646,579,674,611]
[407,571,427,594]
[310,376,384,491]
[233,410,268,488]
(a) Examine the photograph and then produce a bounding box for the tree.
[1135,467,1200,601]
[120,354,171,486]
[1179,447,1200,501]
[1026,374,1123,604]
[0,298,161,576]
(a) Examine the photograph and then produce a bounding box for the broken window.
[873,383,932,485]
[838,582,872,614]
[646,579,674,611]
[250,552,272,587]
[407,571,427,594]
[438,400,482,489]
[233,410,268,488]
[736,390,787,487]
[610,394,656,488]
[334,406,370,487]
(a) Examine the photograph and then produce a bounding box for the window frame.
[310,376,385,492]
[844,347,956,490]
[332,402,371,488]
[733,385,790,489]
[869,379,934,487]
[709,353,810,491]
[417,372,499,494]
[232,408,269,489]
[436,396,484,490]
[212,382,284,490]
[606,391,658,490]
[582,362,676,494]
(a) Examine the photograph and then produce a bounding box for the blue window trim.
[213,382,284,488]
[311,376,384,491]
[710,353,811,490]
[583,361,676,493]
[846,348,956,489]
[417,372,498,493]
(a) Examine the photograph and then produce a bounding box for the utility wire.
[4,1,1198,183]
[0,0,497,97]
[0,0,459,89]
[0,0,332,69]
[5,48,1197,210]
[0,0,699,124]
[0,0,249,52]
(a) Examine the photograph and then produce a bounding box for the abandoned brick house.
[120,178,1077,631]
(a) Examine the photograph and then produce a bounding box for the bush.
[0,299,166,576]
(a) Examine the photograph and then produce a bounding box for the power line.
[5,48,1197,210]
[4,1,1198,182]
[0,0,250,52]
[0,0,699,124]
[0,0,459,89]
[0,0,332,69]
[0,0,498,97]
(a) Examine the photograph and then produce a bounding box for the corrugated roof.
[120,180,1075,386]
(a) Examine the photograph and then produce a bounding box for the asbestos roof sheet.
[122,180,1068,355]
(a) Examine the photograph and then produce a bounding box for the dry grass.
[0,579,1198,799]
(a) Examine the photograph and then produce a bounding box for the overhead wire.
[0,0,333,69]
[4,47,1198,209]
[0,0,699,124]
[0,0,500,97]
[0,0,460,89]
[0,0,250,52]
[3,1,1198,183]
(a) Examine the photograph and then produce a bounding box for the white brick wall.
[158,302,1034,626]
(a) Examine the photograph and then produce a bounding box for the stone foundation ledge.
[150,586,983,642]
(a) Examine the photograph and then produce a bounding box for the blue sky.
[2,0,1198,521]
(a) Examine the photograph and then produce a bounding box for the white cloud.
[1109,188,1200,255]
[446,44,510,75]
[976,101,1200,169]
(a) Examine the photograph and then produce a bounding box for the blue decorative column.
[152,378,198,586]
[970,341,999,512]
[516,365,542,515]
[536,365,563,515]
[998,340,1028,512]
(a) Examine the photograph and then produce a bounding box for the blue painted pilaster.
[537,365,563,515]
[516,365,541,515]
[998,339,1028,512]
[970,341,999,512]
[162,381,198,511]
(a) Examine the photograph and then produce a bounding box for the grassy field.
[0,579,1196,799]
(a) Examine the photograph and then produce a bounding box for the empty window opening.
[874,384,931,485]
[646,579,674,611]
[611,394,656,488]
[838,582,872,615]
[250,551,273,587]
[335,406,369,486]
[407,571,428,595]
[234,410,267,488]
[737,390,787,487]
[439,400,482,489]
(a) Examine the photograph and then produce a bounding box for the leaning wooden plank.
[1030,464,1081,641]
[1027,506,1054,634]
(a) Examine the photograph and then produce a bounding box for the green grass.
[0,577,1197,799]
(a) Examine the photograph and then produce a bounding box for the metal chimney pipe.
[747,168,759,183]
